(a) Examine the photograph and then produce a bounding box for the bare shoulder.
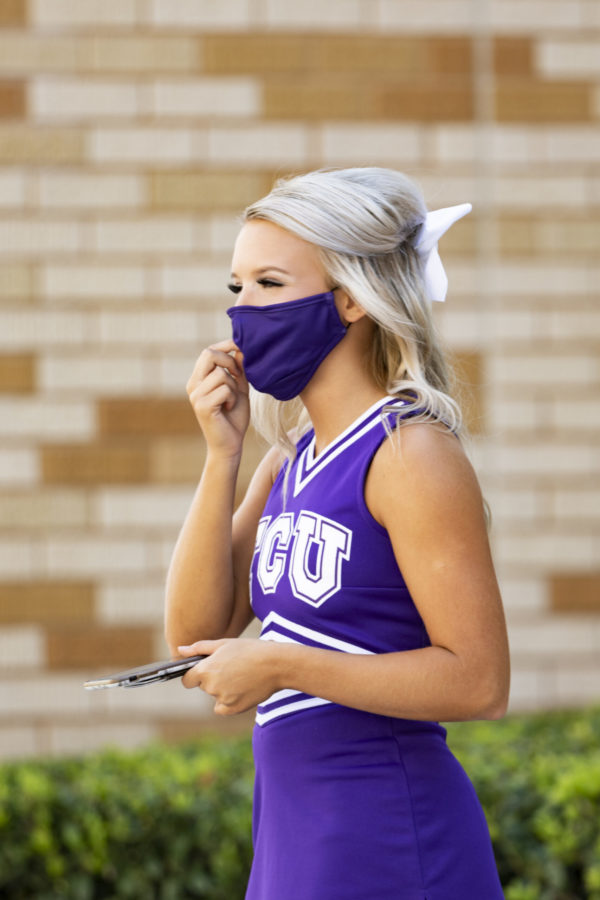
[366,422,484,530]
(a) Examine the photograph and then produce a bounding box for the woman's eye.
[227,283,242,294]
[257,278,283,288]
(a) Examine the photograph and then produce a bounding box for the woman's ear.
[334,289,367,325]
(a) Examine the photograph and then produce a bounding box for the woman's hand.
[178,639,280,715]
[186,339,250,459]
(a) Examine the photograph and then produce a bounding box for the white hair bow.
[413,203,472,302]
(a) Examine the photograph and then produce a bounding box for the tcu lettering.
[255,511,352,607]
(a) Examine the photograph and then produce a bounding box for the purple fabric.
[246,397,504,899]
[227,291,347,400]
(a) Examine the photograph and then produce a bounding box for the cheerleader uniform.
[245,396,504,900]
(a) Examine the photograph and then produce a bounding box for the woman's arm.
[164,340,278,654]
[179,423,510,722]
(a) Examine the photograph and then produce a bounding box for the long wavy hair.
[242,167,464,460]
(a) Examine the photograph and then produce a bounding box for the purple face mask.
[226,291,347,401]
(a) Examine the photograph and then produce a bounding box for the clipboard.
[83,655,206,690]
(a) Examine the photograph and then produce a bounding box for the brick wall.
[1,0,599,758]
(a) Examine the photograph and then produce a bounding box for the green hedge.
[1,707,599,899]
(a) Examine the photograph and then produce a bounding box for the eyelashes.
[227,278,284,294]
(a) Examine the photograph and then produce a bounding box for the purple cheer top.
[245,397,504,900]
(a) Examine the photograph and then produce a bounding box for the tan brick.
[149,438,206,484]
[149,170,272,211]
[381,83,474,122]
[0,82,25,119]
[0,354,35,392]
[98,398,198,438]
[0,36,85,73]
[42,443,151,485]
[452,351,485,435]
[495,81,592,122]
[203,34,314,74]
[0,581,95,625]
[493,38,533,76]
[264,78,372,120]
[551,574,600,613]
[158,710,255,743]
[0,490,88,530]
[91,36,200,72]
[498,217,537,256]
[0,127,84,163]
[204,35,472,76]
[46,624,155,670]
[0,0,26,26]
[0,264,33,298]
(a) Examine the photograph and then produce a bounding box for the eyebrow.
[229,266,291,278]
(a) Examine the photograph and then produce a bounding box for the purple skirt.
[246,705,503,900]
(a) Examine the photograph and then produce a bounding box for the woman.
[165,167,510,899]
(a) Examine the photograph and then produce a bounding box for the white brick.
[552,400,600,432]
[152,78,261,118]
[93,218,200,255]
[0,674,95,716]
[0,540,36,578]
[97,581,165,624]
[209,216,242,254]
[151,0,250,27]
[159,264,227,297]
[0,310,88,349]
[490,176,589,211]
[30,78,140,121]
[90,128,195,165]
[49,723,156,756]
[495,532,597,569]
[537,40,600,79]
[0,399,94,441]
[105,674,214,715]
[490,0,584,31]
[489,443,599,476]
[39,173,145,210]
[39,354,150,395]
[486,487,543,523]
[0,726,38,760]
[487,398,550,433]
[489,354,597,386]
[506,617,600,656]
[376,0,474,31]
[490,128,547,165]
[90,36,199,72]
[44,537,148,577]
[0,170,26,207]
[486,263,594,298]
[0,626,45,669]
[31,0,138,27]
[506,667,552,712]
[545,128,600,163]
[98,310,210,347]
[263,0,362,28]
[0,448,39,486]
[430,125,478,164]
[553,489,600,519]
[0,220,81,256]
[321,124,421,165]
[485,309,538,341]
[555,664,600,706]
[437,309,486,346]
[0,491,87,529]
[208,124,309,167]
[42,264,146,299]
[157,353,200,392]
[498,575,548,615]
[92,487,193,529]
[417,175,481,210]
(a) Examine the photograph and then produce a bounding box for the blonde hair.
[243,167,464,460]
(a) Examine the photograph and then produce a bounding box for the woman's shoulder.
[367,421,483,528]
